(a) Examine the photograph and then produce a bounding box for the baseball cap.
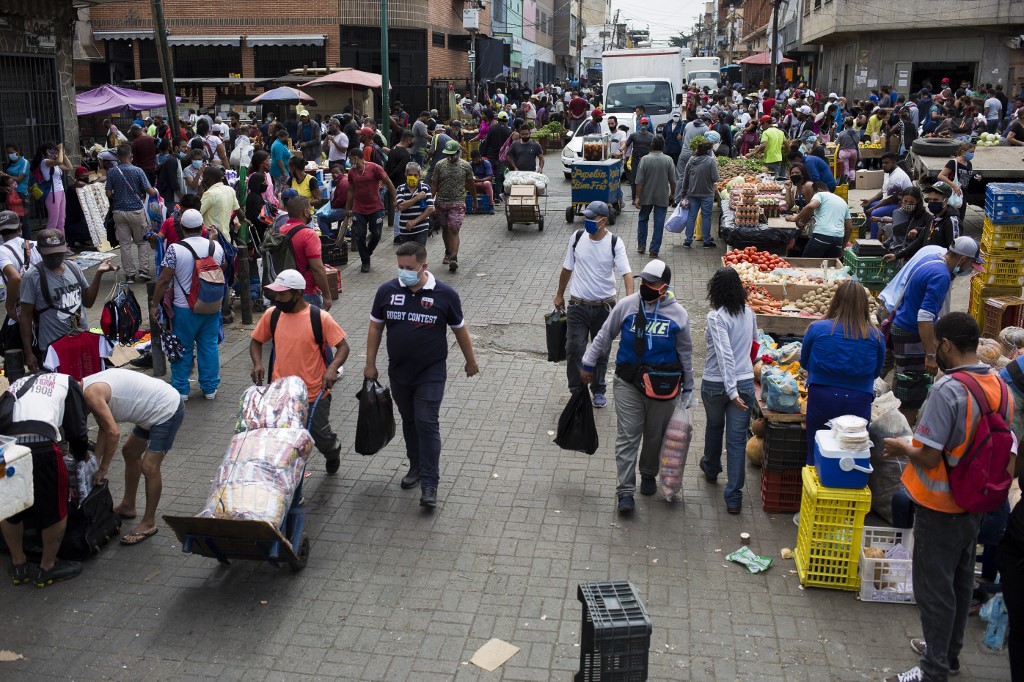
[0,210,21,231]
[638,259,671,285]
[297,108,309,118]
[760,115,773,123]
[583,201,609,219]
[36,229,69,255]
[933,93,946,101]
[497,111,509,120]
[74,165,89,177]
[799,105,812,115]
[948,236,984,271]
[639,116,650,124]
[705,130,722,145]
[265,269,307,292]
[281,188,300,203]
[358,127,375,137]
[671,111,681,119]
[828,92,838,99]
[180,208,204,229]
[442,140,461,155]
[941,77,951,84]
[929,181,955,198]
[591,109,603,118]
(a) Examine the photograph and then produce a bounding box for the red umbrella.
[302,69,387,90]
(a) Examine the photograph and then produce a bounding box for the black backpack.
[266,304,327,379]
[261,224,307,284]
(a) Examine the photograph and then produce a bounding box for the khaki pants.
[114,209,151,277]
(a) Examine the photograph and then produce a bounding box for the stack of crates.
[794,467,872,591]
[843,247,897,288]
[970,183,1024,326]
[575,581,652,682]
[760,421,807,513]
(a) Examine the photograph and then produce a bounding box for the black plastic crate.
[763,421,807,472]
[320,236,348,266]
[576,581,652,682]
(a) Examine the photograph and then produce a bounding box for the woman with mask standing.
[31,142,73,232]
[245,151,276,243]
[5,143,31,239]
[698,268,757,514]
[580,260,695,513]
[936,142,979,223]
[183,149,206,196]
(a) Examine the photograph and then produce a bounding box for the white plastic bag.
[659,403,693,501]
[868,391,912,523]
[665,203,689,233]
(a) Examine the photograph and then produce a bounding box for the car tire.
[911,138,960,157]
[564,172,572,180]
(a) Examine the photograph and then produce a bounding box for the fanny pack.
[616,363,682,401]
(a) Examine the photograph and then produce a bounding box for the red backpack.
[175,241,226,314]
[945,372,1014,513]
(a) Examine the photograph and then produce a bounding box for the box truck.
[684,57,721,90]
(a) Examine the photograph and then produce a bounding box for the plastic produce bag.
[545,308,567,362]
[999,326,1024,351]
[658,403,692,501]
[762,366,801,413]
[553,389,599,455]
[236,376,309,432]
[981,593,1009,653]
[665,203,689,234]
[868,391,913,524]
[355,379,396,456]
[726,546,773,573]
[63,452,100,504]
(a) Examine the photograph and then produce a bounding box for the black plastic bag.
[355,378,396,455]
[545,308,567,362]
[554,389,599,455]
[59,479,122,560]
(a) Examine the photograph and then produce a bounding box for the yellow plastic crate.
[978,251,1024,287]
[834,184,849,203]
[794,467,871,591]
[969,278,1024,328]
[982,218,1024,252]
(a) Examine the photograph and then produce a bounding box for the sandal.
[120,528,158,546]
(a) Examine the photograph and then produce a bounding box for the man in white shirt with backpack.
[149,208,226,401]
[552,201,633,408]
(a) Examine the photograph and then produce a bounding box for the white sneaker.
[181,395,189,402]
[204,391,217,400]
[883,666,923,682]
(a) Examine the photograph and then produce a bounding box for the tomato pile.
[723,247,791,272]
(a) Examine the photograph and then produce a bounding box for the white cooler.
[0,444,34,521]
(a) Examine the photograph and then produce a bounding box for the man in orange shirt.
[249,270,350,473]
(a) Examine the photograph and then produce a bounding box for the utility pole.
[576,0,584,79]
[769,0,781,97]
[150,0,179,134]
[380,0,390,141]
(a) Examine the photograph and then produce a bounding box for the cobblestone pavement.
[2,156,1006,681]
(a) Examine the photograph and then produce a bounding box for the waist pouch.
[617,363,683,401]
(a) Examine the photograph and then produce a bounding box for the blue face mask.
[191,160,203,169]
[398,268,420,286]
[583,218,600,235]
[7,153,18,161]
[963,152,974,161]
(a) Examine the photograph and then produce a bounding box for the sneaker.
[449,256,458,273]
[400,468,421,489]
[617,495,635,513]
[639,476,657,496]
[10,562,31,586]
[683,241,692,248]
[637,246,645,254]
[908,640,959,676]
[698,460,717,483]
[181,395,189,402]
[124,275,136,284]
[442,252,451,265]
[325,455,341,475]
[129,353,153,369]
[649,251,659,258]
[592,393,607,408]
[393,236,402,245]
[204,391,217,400]
[704,241,718,248]
[137,271,152,281]
[420,487,438,509]
[360,262,370,273]
[883,667,923,682]
[35,559,82,587]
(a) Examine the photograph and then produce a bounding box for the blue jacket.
[893,259,954,333]
[803,154,837,191]
[663,121,685,155]
[800,319,886,394]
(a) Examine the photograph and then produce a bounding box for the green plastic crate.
[843,248,897,284]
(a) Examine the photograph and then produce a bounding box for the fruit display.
[977,132,1002,147]
[723,247,791,272]
[791,281,880,317]
[746,283,785,314]
[734,204,761,226]
[859,141,884,149]
[728,261,826,285]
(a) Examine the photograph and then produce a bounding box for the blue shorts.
[131,399,186,453]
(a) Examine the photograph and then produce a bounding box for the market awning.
[246,35,325,47]
[167,35,241,47]
[76,84,179,117]
[94,30,154,41]
[739,51,796,66]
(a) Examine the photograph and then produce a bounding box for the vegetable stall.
[715,160,796,252]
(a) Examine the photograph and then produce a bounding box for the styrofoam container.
[814,430,872,489]
[0,444,34,521]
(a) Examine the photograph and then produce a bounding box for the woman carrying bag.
[580,260,695,513]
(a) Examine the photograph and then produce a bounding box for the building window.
[549,17,554,34]
[433,32,446,48]
[814,0,821,8]
[173,45,242,78]
[541,12,548,34]
[0,54,62,154]
[254,44,326,78]
[535,8,541,32]
[448,34,471,52]
[493,0,507,24]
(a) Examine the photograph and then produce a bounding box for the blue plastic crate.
[466,193,492,214]
[986,183,1024,224]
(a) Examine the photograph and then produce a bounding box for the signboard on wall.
[24,18,55,49]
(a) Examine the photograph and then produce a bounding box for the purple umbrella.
[76,84,180,117]
[251,86,317,104]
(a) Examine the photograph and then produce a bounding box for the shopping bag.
[355,378,396,456]
[58,479,122,560]
[545,308,567,362]
[553,389,599,455]
[658,402,693,501]
[665,203,689,234]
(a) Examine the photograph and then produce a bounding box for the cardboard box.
[508,184,537,197]
[856,170,883,190]
[324,265,341,301]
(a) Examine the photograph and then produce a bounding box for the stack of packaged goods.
[197,377,313,531]
[970,183,1024,326]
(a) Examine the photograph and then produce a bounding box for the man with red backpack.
[883,312,1016,682]
[150,209,226,401]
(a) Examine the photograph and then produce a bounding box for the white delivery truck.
[684,57,721,91]
[561,47,684,178]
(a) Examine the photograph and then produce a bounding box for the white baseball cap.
[638,259,672,284]
[828,92,839,99]
[265,269,307,292]
[180,208,204,229]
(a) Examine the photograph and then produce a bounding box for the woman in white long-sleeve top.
[698,268,758,514]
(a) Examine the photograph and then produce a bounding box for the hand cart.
[162,393,325,572]
[504,176,548,232]
[566,158,623,225]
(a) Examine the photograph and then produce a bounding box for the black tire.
[911,138,960,157]
[538,217,545,231]
[565,207,575,223]
[615,201,622,215]
[563,172,572,181]
[289,535,310,572]
[507,220,514,231]
[608,211,616,226]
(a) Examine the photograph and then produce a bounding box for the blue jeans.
[170,306,221,396]
[637,204,668,254]
[700,378,755,508]
[866,201,897,239]
[317,208,345,238]
[685,195,715,244]
[390,380,445,489]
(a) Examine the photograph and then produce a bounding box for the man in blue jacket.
[788,150,836,192]
[663,112,685,166]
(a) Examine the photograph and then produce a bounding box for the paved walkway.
[2,158,1007,681]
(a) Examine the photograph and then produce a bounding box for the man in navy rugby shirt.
[364,241,479,509]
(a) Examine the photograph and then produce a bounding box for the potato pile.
[793,281,880,317]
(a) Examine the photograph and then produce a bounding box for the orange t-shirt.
[252,305,345,400]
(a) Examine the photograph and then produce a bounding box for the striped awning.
[246,35,325,47]
[166,35,241,47]
[93,30,155,41]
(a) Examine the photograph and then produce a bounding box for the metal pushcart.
[504,176,548,231]
[162,393,324,572]
[566,158,623,225]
